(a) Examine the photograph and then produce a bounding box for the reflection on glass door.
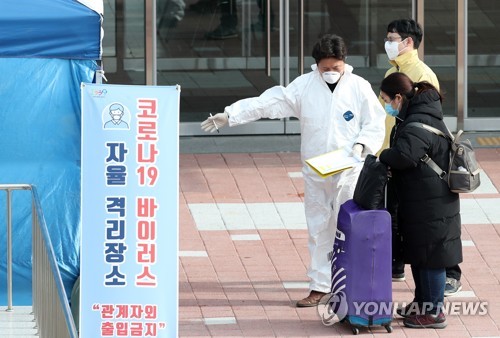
[424,0,457,120]
[102,0,147,85]
[466,0,500,130]
[156,0,286,135]
[286,1,403,134]
[289,1,413,133]
[102,0,500,134]
[155,0,416,136]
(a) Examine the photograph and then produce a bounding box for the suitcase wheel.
[351,327,360,335]
[384,324,393,333]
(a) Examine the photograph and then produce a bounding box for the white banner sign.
[80,83,180,337]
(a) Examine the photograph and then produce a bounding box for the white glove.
[352,143,363,158]
[200,112,229,133]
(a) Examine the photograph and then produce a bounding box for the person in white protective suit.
[201,34,386,307]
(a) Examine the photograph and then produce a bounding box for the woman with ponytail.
[379,72,462,329]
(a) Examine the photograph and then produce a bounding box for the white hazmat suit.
[224,64,386,293]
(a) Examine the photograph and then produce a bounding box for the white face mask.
[322,71,341,84]
[384,40,401,60]
[110,111,123,120]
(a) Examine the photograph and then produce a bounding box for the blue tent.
[0,0,102,305]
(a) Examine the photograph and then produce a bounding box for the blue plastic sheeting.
[0,58,98,305]
[0,0,102,59]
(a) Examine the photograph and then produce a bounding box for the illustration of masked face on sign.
[103,102,130,130]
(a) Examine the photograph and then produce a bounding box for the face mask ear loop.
[399,37,410,54]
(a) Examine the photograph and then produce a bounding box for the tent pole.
[145,0,157,85]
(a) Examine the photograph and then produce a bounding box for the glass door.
[102,1,500,134]
[155,0,406,136]
[156,0,293,136]
[103,0,419,136]
[465,0,500,130]
[287,0,415,133]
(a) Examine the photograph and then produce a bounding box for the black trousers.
[218,0,238,29]
[446,264,462,280]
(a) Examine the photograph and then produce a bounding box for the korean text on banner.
[80,83,180,338]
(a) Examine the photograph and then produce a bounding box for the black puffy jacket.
[380,90,462,269]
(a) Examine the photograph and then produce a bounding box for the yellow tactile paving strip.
[477,136,500,146]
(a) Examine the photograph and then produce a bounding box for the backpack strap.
[406,122,451,139]
[406,122,448,179]
[419,154,447,178]
[454,129,464,143]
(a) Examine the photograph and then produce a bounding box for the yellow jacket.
[379,49,440,152]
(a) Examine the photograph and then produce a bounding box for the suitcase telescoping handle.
[385,167,390,209]
[384,183,387,209]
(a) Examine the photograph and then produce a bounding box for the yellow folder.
[305,148,362,178]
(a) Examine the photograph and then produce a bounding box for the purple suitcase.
[329,199,393,334]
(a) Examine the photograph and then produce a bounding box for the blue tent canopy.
[0,0,102,305]
[0,0,102,59]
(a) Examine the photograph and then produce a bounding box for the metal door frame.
[143,0,500,135]
[143,0,304,136]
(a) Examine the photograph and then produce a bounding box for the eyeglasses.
[384,36,403,43]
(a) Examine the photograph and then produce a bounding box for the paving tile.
[179,149,500,337]
[288,171,303,178]
[188,203,226,230]
[218,203,256,230]
[446,290,477,298]
[274,202,307,229]
[189,202,308,230]
[283,281,310,289]
[247,203,285,229]
[231,234,261,241]
[179,250,208,257]
[460,199,500,224]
